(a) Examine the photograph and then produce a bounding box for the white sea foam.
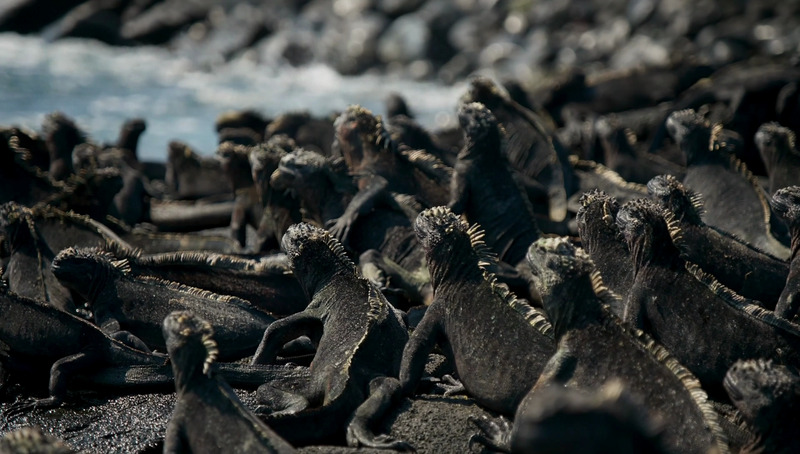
[0,33,465,162]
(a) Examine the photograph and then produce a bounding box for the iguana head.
[616,199,676,268]
[333,105,394,172]
[595,116,637,160]
[772,186,800,231]
[646,175,704,226]
[461,76,505,110]
[576,190,622,253]
[526,237,598,335]
[756,122,797,165]
[162,310,219,384]
[0,202,33,252]
[216,142,254,189]
[665,109,714,163]
[215,109,267,134]
[42,111,85,156]
[414,206,471,255]
[512,380,666,454]
[724,359,800,437]
[270,149,353,207]
[281,223,357,295]
[52,247,129,302]
[457,101,502,155]
[249,142,288,198]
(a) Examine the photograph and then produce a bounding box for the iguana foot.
[255,383,309,415]
[434,374,466,396]
[468,415,512,453]
[3,396,63,423]
[345,426,415,452]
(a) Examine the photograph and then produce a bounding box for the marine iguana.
[333,105,452,208]
[666,108,790,258]
[265,111,336,157]
[617,198,800,396]
[270,147,430,307]
[575,190,632,310]
[165,140,232,200]
[461,76,574,222]
[522,236,729,454]
[594,116,685,185]
[99,246,308,316]
[250,223,410,449]
[448,101,542,267]
[471,380,669,454]
[648,174,788,307]
[724,359,800,454]
[771,186,800,321]
[217,142,262,248]
[0,203,77,313]
[162,311,296,454]
[249,140,302,253]
[399,206,555,417]
[0,426,75,453]
[42,111,85,181]
[0,285,167,418]
[51,247,277,360]
[756,122,800,196]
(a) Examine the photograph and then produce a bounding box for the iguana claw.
[468,415,512,453]
[345,425,415,452]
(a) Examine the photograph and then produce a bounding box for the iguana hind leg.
[346,376,413,451]
[251,313,323,365]
[256,382,311,416]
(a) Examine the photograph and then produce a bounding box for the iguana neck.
[791,228,800,261]
[426,244,483,290]
[170,346,209,394]
[629,235,681,274]
[542,277,600,340]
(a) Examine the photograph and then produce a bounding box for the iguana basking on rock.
[399,206,555,418]
[100,246,308,316]
[162,310,296,454]
[461,77,574,222]
[217,142,262,249]
[42,111,85,181]
[666,109,790,259]
[724,359,800,454]
[521,236,729,454]
[755,122,800,196]
[471,380,670,454]
[0,284,167,418]
[617,198,800,397]
[333,105,452,208]
[51,247,277,360]
[250,223,410,449]
[575,190,632,310]
[648,174,788,307]
[448,101,542,267]
[771,186,800,321]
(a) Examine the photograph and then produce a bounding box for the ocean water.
[0,33,465,162]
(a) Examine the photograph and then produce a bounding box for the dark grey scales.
[163,310,296,453]
[771,186,800,322]
[250,223,411,450]
[519,236,728,454]
[647,174,788,307]
[724,359,800,454]
[399,206,555,418]
[51,246,279,361]
[755,123,800,197]
[617,198,800,398]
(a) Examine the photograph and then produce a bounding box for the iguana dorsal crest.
[171,308,219,377]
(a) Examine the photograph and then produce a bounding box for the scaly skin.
[250,223,410,449]
[399,206,555,417]
[163,311,296,454]
[771,186,800,321]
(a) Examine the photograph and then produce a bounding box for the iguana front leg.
[399,306,444,396]
[251,313,323,365]
[346,376,413,451]
[328,175,390,246]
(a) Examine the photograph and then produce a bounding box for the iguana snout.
[771,186,800,224]
[724,358,799,428]
[457,101,497,145]
[526,237,593,288]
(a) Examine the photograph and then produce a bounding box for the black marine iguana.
[471,380,670,454]
[333,105,452,208]
[521,236,729,454]
[165,140,232,200]
[51,247,277,360]
[617,198,800,396]
[99,246,307,316]
[162,310,296,454]
[0,285,167,418]
[461,77,575,222]
[399,206,555,417]
[42,111,86,181]
[724,359,800,454]
[217,141,262,248]
[575,190,632,310]
[666,109,790,258]
[250,223,410,449]
[771,186,800,321]
[755,122,800,196]
[648,174,788,307]
[448,101,542,267]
